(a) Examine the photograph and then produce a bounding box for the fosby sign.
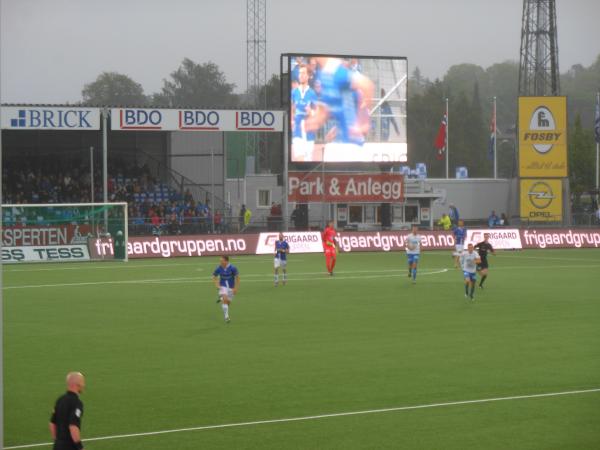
[288,172,404,203]
[1,107,100,130]
[110,108,284,132]
[518,96,567,177]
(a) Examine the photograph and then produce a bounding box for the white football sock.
[222,303,229,318]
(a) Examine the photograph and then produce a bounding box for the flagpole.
[596,91,599,196]
[445,97,449,179]
[493,96,497,179]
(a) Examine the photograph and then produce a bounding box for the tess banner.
[520,178,563,222]
[288,172,404,203]
[518,96,567,178]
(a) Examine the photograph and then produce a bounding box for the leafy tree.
[152,58,238,107]
[485,61,519,134]
[562,54,600,127]
[81,72,148,106]
[568,114,595,208]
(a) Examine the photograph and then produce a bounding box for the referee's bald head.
[66,372,86,394]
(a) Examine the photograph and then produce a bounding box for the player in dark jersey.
[474,233,495,288]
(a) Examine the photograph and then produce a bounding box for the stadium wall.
[427,178,519,221]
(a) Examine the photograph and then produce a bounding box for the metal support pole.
[102,109,108,231]
[596,92,599,201]
[282,111,289,231]
[90,146,95,203]
[322,158,326,227]
[0,74,5,450]
[493,96,498,179]
[211,146,215,233]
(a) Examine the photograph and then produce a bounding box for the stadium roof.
[1,103,283,110]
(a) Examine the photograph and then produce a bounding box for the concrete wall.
[427,178,519,222]
[168,131,225,203]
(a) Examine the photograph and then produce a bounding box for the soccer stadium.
[1,1,600,449]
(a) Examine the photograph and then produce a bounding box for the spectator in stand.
[488,211,500,227]
[214,210,223,234]
[244,207,252,230]
[448,204,460,226]
[151,213,162,236]
[595,206,600,225]
[437,213,452,230]
[239,205,247,231]
[500,213,509,226]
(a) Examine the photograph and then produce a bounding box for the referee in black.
[49,372,86,450]
[475,233,495,288]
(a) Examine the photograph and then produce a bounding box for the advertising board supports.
[110,108,284,132]
[518,96,567,178]
[288,172,404,203]
[520,178,563,222]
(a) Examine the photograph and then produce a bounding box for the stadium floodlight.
[1,202,129,264]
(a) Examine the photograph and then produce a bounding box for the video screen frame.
[283,53,408,164]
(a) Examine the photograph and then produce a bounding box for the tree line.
[80,55,600,192]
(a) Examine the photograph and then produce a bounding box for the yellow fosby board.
[518,96,567,177]
[520,178,563,222]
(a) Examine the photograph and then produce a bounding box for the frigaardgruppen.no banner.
[83,228,600,260]
[288,172,404,203]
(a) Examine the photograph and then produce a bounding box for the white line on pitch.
[6,387,600,449]
[2,269,449,290]
[3,258,284,273]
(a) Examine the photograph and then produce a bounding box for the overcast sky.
[1,0,599,104]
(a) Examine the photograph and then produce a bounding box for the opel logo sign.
[528,181,555,209]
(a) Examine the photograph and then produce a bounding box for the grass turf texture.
[4,249,600,449]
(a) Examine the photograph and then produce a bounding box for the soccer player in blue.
[460,243,481,300]
[274,232,290,286]
[305,57,374,147]
[291,64,318,161]
[212,255,240,323]
[405,225,422,284]
[452,219,466,268]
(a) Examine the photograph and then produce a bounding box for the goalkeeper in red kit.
[322,220,338,276]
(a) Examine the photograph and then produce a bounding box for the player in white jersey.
[460,243,481,300]
[405,225,422,283]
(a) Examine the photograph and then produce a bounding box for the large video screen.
[289,54,407,163]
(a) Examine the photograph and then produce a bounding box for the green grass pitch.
[4,249,600,449]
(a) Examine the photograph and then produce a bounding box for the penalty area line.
[6,387,600,449]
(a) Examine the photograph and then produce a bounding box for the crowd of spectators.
[3,156,225,235]
[3,158,94,204]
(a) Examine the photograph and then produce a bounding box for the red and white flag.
[434,114,447,160]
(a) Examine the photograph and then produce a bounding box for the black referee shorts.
[53,440,78,450]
